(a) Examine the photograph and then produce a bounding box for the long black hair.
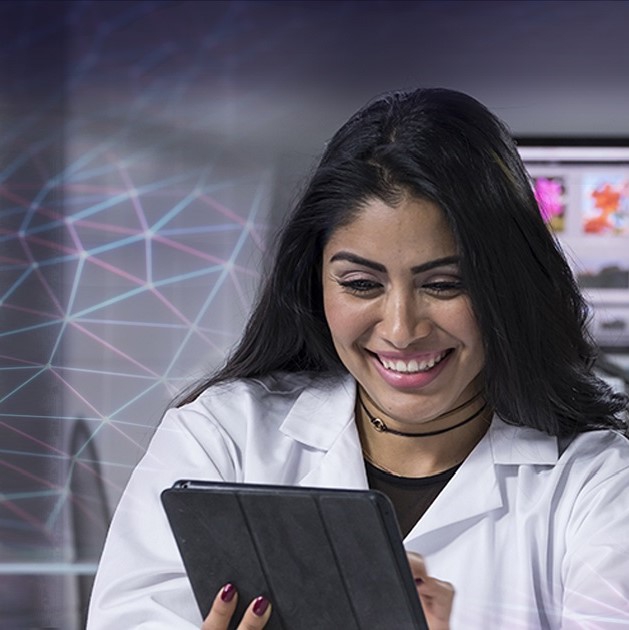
[178,88,627,436]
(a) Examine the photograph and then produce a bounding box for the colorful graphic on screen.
[582,174,629,236]
[533,176,566,232]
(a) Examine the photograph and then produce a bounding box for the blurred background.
[1,1,628,627]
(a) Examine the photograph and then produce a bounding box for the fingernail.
[252,595,270,616]
[221,583,236,603]
[414,578,424,585]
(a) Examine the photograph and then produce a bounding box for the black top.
[365,460,459,538]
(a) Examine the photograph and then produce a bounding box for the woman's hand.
[200,558,450,630]
[407,553,454,630]
[201,584,272,630]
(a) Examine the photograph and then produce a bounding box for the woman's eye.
[423,280,464,297]
[337,279,381,295]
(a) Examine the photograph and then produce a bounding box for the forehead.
[323,196,458,262]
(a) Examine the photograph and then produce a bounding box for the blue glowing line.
[1,267,35,303]
[0,319,62,338]
[162,172,270,377]
[0,366,48,404]
[149,189,201,232]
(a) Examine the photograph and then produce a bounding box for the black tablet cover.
[161,480,427,630]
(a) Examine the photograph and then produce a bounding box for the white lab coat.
[87,372,629,629]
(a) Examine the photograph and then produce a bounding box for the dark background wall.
[2,1,629,627]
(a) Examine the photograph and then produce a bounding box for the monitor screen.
[518,140,629,348]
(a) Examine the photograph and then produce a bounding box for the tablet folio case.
[161,482,427,630]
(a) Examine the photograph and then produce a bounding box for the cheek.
[457,310,485,368]
[438,301,484,361]
[323,295,351,346]
[323,293,370,349]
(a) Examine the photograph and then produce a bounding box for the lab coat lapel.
[279,374,369,490]
[405,421,502,544]
[405,416,559,545]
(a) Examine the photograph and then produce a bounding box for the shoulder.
[167,371,354,438]
[559,428,629,490]
[488,417,629,498]
[191,370,346,412]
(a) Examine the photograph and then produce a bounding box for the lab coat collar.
[406,416,559,542]
[279,375,559,467]
[279,374,368,490]
[278,375,560,527]
[279,373,357,450]
[489,415,559,465]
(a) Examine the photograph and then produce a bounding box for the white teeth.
[380,351,447,373]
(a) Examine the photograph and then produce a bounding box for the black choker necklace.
[357,390,488,437]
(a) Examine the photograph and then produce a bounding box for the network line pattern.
[0,0,380,624]
[1,140,272,559]
[0,1,277,581]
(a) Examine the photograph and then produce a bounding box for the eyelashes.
[337,279,381,295]
[424,281,465,297]
[335,278,465,298]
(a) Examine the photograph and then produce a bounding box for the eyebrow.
[328,252,461,274]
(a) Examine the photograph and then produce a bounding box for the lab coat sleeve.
[560,462,629,628]
[86,403,240,629]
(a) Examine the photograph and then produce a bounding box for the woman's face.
[322,196,485,429]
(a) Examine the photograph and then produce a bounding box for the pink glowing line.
[150,289,218,349]
[72,218,142,236]
[151,234,257,278]
[70,495,110,526]
[0,302,61,321]
[0,353,45,367]
[86,253,146,286]
[19,241,67,315]
[0,420,68,457]
[50,369,104,418]
[0,185,47,208]
[0,186,65,225]
[0,495,53,537]
[23,232,79,256]
[245,222,266,251]
[68,321,160,377]
[151,233,228,265]
[198,194,248,226]
[1,456,63,490]
[72,457,123,495]
[0,252,30,265]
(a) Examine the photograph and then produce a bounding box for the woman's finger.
[235,595,272,630]
[407,552,454,630]
[201,583,272,630]
[201,583,239,630]
[407,552,429,582]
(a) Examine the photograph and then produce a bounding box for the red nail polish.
[414,578,424,585]
[252,595,270,616]
[221,583,236,603]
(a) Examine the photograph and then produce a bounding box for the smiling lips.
[377,349,450,373]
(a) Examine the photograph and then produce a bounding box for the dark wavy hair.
[178,87,627,436]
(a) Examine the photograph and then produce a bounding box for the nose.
[378,290,432,348]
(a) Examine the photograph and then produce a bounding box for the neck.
[356,386,492,477]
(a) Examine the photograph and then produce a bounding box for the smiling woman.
[88,88,629,629]
[322,196,487,479]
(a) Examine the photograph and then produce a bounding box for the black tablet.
[161,480,428,630]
